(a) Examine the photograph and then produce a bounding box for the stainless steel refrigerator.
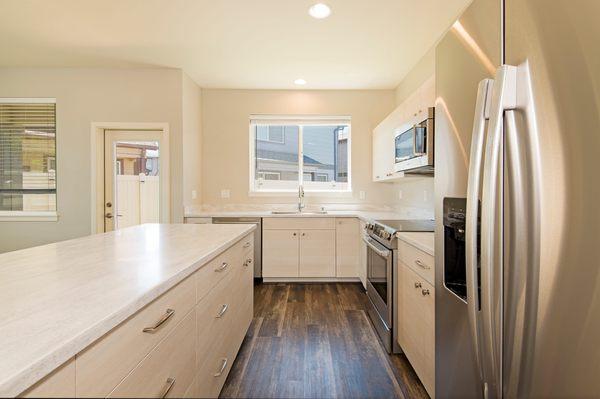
[435,0,600,397]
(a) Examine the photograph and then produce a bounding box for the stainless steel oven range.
[363,219,434,353]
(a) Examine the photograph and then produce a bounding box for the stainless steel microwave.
[394,107,434,174]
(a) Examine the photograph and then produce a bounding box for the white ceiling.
[0,0,470,89]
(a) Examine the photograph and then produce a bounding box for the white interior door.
[104,130,164,232]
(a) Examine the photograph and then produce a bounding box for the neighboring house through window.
[250,116,351,192]
[0,98,57,221]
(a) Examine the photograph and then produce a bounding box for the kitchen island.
[0,223,256,397]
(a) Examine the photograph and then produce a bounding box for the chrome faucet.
[298,185,305,212]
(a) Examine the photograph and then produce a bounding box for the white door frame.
[90,122,170,234]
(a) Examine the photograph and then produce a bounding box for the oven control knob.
[381,231,391,239]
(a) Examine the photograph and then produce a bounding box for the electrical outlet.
[191,190,197,200]
[359,190,366,200]
[221,189,230,199]
[423,190,429,201]
[398,190,403,200]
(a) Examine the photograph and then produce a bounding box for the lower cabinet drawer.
[401,265,435,397]
[76,276,196,398]
[108,310,196,398]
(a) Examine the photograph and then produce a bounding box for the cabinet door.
[358,221,367,289]
[299,230,336,277]
[372,127,395,181]
[335,218,360,278]
[262,229,299,277]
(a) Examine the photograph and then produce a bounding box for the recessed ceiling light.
[294,78,307,85]
[308,3,331,19]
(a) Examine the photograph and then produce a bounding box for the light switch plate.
[359,190,366,200]
[191,190,197,200]
[398,190,403,200]
[221,189,230,199]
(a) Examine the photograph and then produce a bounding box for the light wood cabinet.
[22,233,254,399]
[358,220,367,289]
[107,310,196,398]
[76,276,196,398]
[21,358,75,398]
[335,218,360,278]
[299,229,336,277]
[262,217,367,279]
[372,75,435,183]
[262,229,299,277]
[397,238,435,398]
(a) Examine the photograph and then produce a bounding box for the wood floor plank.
[220,283,429,399]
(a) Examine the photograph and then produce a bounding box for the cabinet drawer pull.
[216,304,229,318]
[142,308,175,333]
[414,282,422,289]
[243,242,251,248]
[421,289,430,296]
[215,262,228,272]
[414,259,430,270]
[160,377,176,398]
[302,232,306,237]
[214,358,228,377]
[244,258,253,267]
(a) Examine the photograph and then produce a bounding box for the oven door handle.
[362,236,391,258]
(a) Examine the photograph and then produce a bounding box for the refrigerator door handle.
[480,65,517,398]
[465,78,494,386]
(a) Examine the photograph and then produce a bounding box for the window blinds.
[0,99,57,212]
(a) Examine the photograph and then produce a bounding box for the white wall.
[0,67,185,253]
[200,89,397,206]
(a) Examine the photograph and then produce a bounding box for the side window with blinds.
[0,99,57,218]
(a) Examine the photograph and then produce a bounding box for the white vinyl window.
[0,98,58,221]
[249,115,351,193]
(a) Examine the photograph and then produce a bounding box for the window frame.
[0,98,58,221]
[249,115,352,194]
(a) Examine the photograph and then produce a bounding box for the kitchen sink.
[270,210,328,215]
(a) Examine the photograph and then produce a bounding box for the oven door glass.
[395,128,414,163]
[367,243,390,305]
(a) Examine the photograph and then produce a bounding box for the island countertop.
[0,223,256,397]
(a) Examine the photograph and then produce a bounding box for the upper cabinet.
[372,76,435,182]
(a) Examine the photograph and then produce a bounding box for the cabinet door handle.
[414,282,422,289]
[302,232,306,237]
[215,262,228,272]
[142,308,175,333]
[414,259,430,270]
[214,358,228,377]
[293,232,297,236]
[421,289,430,296]
[244,258,252,267]
[216,304,229,318]
[243,242,251,248]
[160,377,176,398]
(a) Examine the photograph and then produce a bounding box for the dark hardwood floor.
[220,283,429,399]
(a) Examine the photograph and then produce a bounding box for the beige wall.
[201,89,396,206]
[182,72,203,206]
[0,67,185,253]
[395,46,436,105]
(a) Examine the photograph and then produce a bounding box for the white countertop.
[0,223,256,397]
[186,209,425,224]
[397,232,435,256]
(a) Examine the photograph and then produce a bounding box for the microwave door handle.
[413,124,426,156]
[465,78,494,387]
[480,65,517,398]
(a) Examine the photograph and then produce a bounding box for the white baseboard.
[262,277,361,283]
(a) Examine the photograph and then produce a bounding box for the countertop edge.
[1,224,257,397]
[396,232,435,256]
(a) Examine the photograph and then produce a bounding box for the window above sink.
[249,115,351,194]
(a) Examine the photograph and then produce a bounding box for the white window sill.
[0,211,59,222]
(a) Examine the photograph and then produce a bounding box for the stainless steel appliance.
[364,219,434,353]
[212,217,262,278]
[435,0,600,397]
[394,107,434,174]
